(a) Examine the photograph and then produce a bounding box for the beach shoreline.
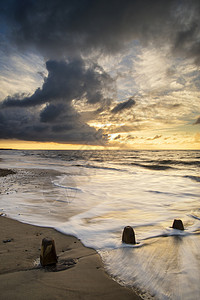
[0,167,141,299]
[0,215,141,300]
[1,147,199,300]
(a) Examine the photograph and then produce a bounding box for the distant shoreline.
[1,148,200,151]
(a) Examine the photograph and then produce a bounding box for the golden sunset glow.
[0,140,110,150]
[0,132,199,151]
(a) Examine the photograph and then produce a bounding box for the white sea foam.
[0,149,200,299]
[52,180,83,192]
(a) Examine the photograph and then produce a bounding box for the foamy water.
[0,150,200,299]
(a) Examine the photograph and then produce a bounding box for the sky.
[0,0,199,150]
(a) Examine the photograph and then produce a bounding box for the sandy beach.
[1,148,199,300]
[0,206,141,299]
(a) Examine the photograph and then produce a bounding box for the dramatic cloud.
[0,104,107,144]
[0,58,114,144]
[1,0,200,62]
[2,59,114,107]
[111,98,136,113]
[0,0,200,148]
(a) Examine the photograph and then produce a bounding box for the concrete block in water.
[122,226,136,244]
[40,238,57,266]
[172,219,184,230]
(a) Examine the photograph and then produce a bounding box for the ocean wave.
[147,190,177,196]
[130,163,173,170]
[156,159,199,166]
[53,182,83,192]
[184,175,200,182]
[142,227,199,241]
[74,164,124,172]
[127,158,199,170]
[188,214,200,221]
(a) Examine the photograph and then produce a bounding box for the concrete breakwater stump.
[40,238,58,266]
[122,226,136,244]
[172,219,184,230]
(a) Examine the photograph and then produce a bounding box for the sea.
[0,149,200,300]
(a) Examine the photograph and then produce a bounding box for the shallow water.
[0,149,200,299]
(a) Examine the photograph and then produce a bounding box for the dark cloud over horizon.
[0,103,108,144]
[0,58,113,144]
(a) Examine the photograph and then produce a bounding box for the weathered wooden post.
[40,238,57,266]
[172,219,184,230]
[122,226,136,244]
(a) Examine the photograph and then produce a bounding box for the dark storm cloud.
[0,105,107,144]
[0,58,112,144]
[173,13,200,64]
[0,0,200,62]
[2,59,114,107]
[111,98,136,113]
[0,0,171,57]
[194,116,200,125]
[40,103,65,123]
